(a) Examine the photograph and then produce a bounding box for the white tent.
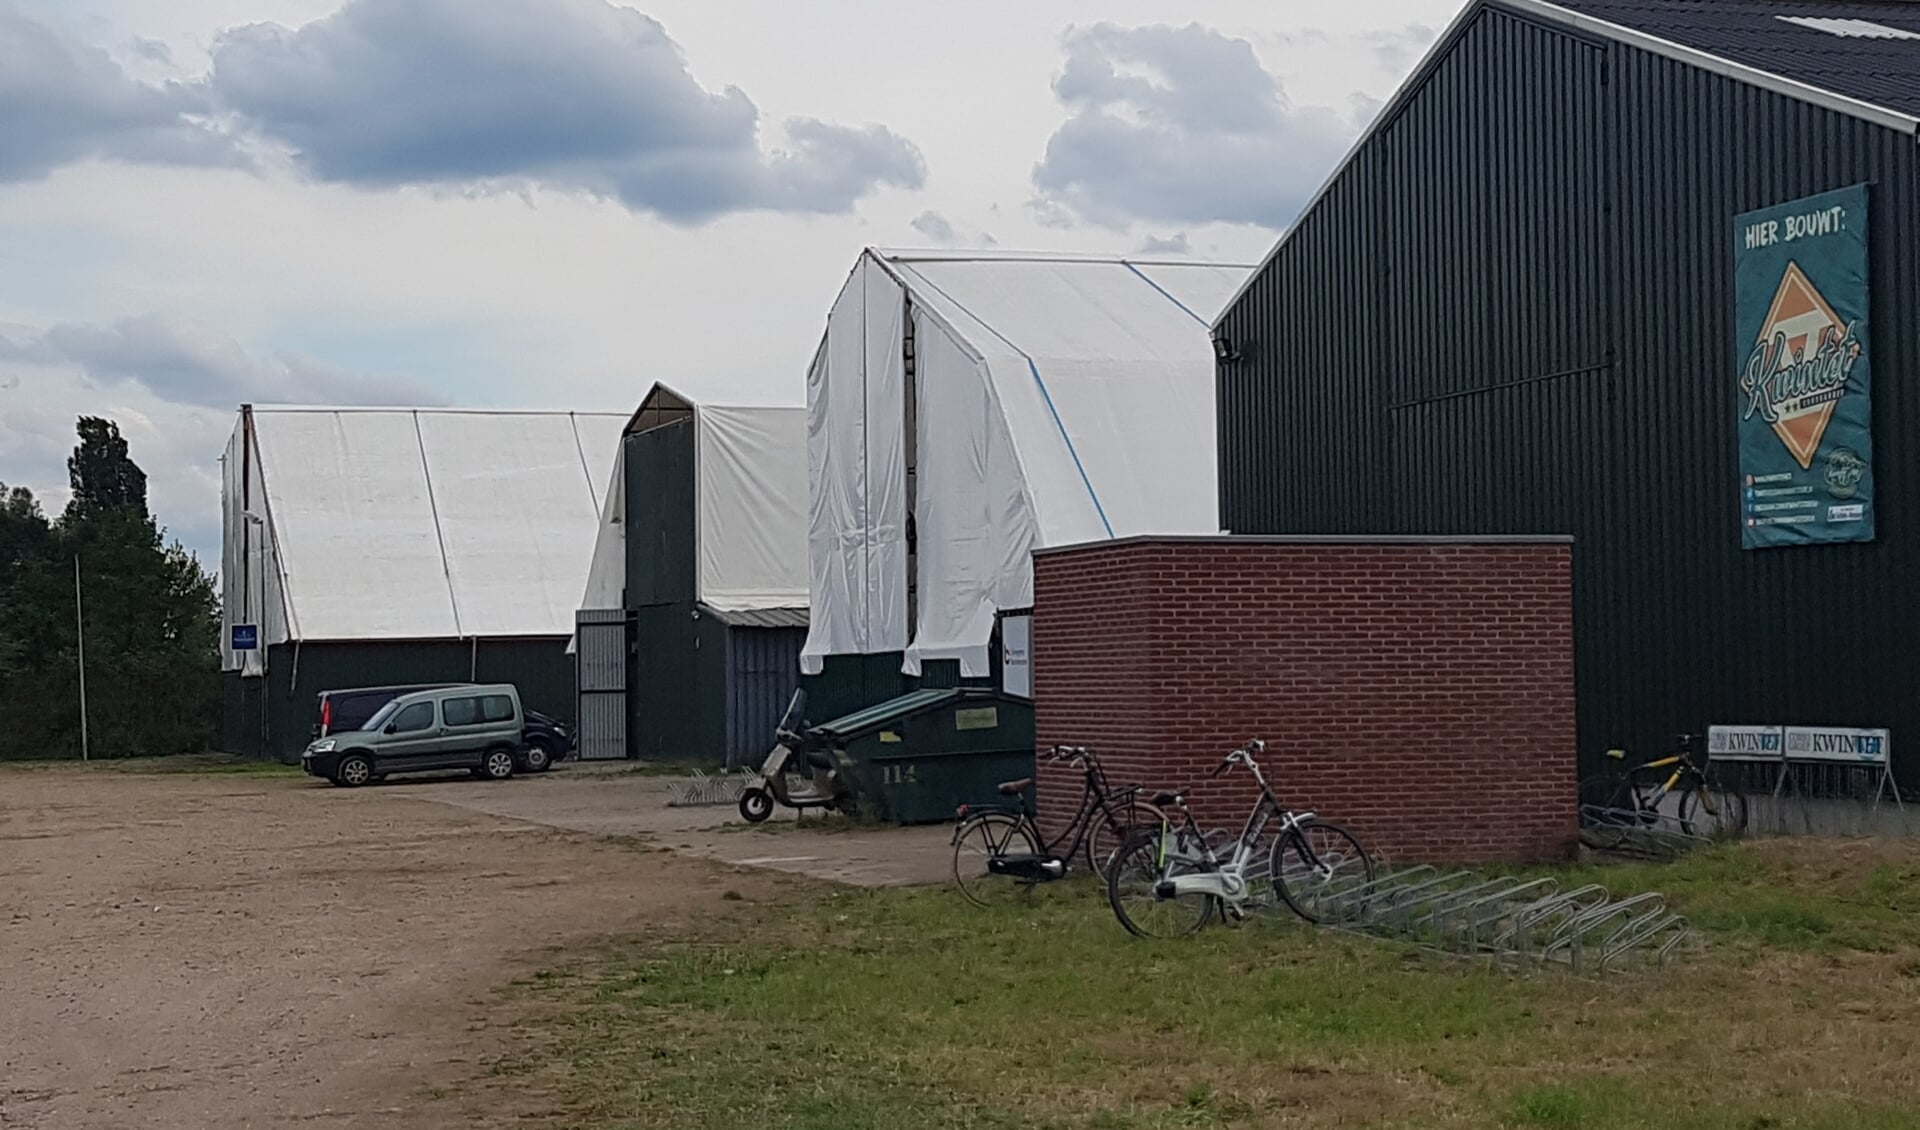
[801,249,1255,678]
[575,384,809,621]
[220,406,626,673]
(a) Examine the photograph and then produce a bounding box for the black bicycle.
[949,745,1165,906]
[1577,732,1749,847]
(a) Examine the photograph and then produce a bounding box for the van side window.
[391,702,436,733]
[442,697,481,727]
[480,695,516,723]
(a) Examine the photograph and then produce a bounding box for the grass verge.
[486,838,1920,1129]
[0,752,303,776]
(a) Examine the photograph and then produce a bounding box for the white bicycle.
[1106,741,1375,938]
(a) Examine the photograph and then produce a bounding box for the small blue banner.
[231,624,259,651]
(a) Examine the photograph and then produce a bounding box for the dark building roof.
[1538,0,1920,118]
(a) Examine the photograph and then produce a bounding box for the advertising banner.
[1706,724,1783,761]
[1735,184,1873,548]
[1783,725,1889,765]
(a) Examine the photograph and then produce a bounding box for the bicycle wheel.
[1270,821,1373,924]
[951,812,1042,908]
[1085,799,1166,883]
[1106,828,1215,939]
[1678,781,1747,839]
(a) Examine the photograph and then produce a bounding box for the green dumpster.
[807,688,1036,825]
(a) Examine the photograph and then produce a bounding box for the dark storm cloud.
[5,315,445,408]
[1031,22,1367,231]
[204,0,925,221]
[0,3,238,182]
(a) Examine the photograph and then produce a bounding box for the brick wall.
[1031,538,1577,863]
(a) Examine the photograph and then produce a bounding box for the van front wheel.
[335,755,373,788]
[482,749,516,781]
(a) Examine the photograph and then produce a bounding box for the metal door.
[575,609,629,760]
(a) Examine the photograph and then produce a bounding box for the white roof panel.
[249,408,625,641]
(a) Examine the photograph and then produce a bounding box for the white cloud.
[1031,22,1378,230]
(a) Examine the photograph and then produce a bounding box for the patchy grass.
[484,839,1920,1129]
[0,753,303,776]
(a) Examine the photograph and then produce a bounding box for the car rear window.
[442,694,516,726]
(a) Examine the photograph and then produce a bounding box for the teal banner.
[1736,184,1873,549]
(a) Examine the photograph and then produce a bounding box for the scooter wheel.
[738,787,774,824]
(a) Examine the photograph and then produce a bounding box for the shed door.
[575,609,629,760]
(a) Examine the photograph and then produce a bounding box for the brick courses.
[1031,537,1577,863]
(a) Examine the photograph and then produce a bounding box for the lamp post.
[74,555,89,762]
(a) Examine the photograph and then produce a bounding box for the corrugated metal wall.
[222,637,579,762]
[1217,2,1920,784]
[723,626,807,766]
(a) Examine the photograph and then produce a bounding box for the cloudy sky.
[0,0,1455,562]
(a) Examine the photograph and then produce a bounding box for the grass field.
[488,837,1920,1129]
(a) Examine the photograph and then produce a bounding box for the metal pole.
[74,555,89,762]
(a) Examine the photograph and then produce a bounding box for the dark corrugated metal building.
[1215,0,1920,785]
[573,386,811,765]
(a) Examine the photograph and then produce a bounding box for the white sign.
[1707,724,1783,761]
[1001,614,1032,700]
[1784,726,1890,765]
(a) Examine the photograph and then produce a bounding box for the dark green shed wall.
[221,636,577,762]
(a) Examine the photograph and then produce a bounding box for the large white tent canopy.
[801,249,1254,678]
[220,407,625,672]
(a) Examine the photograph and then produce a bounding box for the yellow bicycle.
[1578,732,1748,845]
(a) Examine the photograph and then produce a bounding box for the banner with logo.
[1735,184,1873,549]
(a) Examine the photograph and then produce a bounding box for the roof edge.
[1034,533,1576,558]
[869,245,1257,270]
[1212,0,1920,329]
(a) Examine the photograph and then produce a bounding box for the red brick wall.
[1031,538,1577,863]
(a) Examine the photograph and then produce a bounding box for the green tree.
[0,421,220,760]
[64,417,148,522]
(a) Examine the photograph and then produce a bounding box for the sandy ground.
[0,765,882,1130]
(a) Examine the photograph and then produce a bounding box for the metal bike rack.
[1578,803,1714,861]
[665,768,752,807]
[1290,852,1698,974]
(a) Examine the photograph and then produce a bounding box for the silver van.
[301,684,523,787]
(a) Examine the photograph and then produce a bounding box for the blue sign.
[231,624,259,651]
[1734,184,1873,548]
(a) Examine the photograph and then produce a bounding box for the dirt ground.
[0,766,804,1130]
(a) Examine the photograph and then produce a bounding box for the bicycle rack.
[1292,858,1698,974]
[1578,803,1714,861]
[665,768,752,807]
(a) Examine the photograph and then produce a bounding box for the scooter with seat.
[737,690,855,823]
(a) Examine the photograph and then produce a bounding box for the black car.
[313,683,568,772]
[519,709,575,772]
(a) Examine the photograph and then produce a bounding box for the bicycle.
[949,745,1165,907]
[1577,732,1748,846]
[1106,740,1375,938]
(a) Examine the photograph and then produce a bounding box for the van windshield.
[361,700,403,731]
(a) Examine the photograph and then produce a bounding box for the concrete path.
[394,763,958,887]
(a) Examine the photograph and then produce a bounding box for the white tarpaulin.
[801,250,1253,676]
[220,407,624,666]
[697,404,809,611]
[800,257,909,674]
[570,387,808,651]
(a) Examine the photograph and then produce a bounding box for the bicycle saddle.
[1152,790,1186,807]
[998,777,1034,796]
